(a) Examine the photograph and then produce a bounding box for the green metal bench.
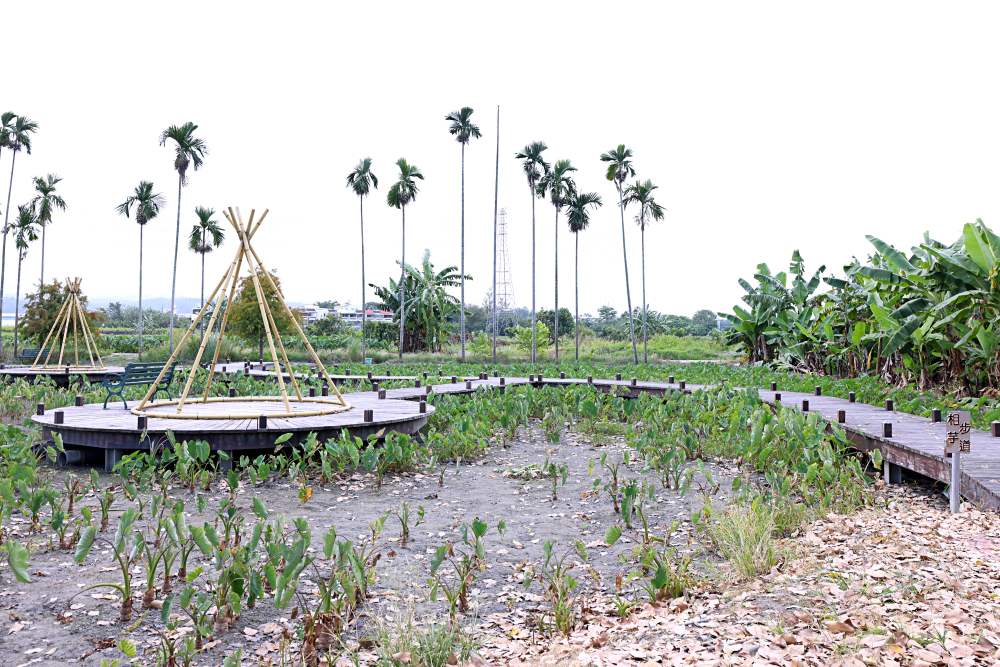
[17,348,48,364]
[102,362,175,409]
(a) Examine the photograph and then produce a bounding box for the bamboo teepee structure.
[31,278,105,370]
[132,207,350,419]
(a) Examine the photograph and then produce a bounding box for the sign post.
[944,410,971,514]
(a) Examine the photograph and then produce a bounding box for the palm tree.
[514,142,550,363]
[0,114,38,357]
[160,122,208,353]
[537,159,576,362]
[386,158,424,358]
[346,158,378,360]
[117,181,165,361]
[445,107,482,362]
[189,207,225,336]
[623,180,666,363]
[565,191,603,360]
[11,205,39,357]
[600,144,639,364]
[31,174,67,288]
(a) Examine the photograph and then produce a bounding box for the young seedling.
[391,501,425,547]
[591,451,628,513]
[97,486,115,532]
[429,518,489,622]
[62,474,83,516]
[542,458,569,502]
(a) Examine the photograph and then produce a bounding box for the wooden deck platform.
[0,365,125,386]
[33,393,433,470]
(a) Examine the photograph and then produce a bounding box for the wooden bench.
[102,362,175,409]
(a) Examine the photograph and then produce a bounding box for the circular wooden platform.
[0,365,125,386]
[32,393,433,468]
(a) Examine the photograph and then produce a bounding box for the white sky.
[6,1,1000,318]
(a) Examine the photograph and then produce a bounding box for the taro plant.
[74,507,143,622]
[542,458,569,502]
[391,501,425,547]
[590,451,628,513]
[523,539,588,636]
[429,518,489,622]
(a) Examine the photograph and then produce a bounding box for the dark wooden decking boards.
[32,393,433,470]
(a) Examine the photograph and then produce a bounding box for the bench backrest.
[122,362,175,383]
[19,348,46,360]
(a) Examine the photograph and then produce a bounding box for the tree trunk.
[618,185,638,364]
[530,184,537,364]
[575,232,580,361]
[0,151,18,358]
[359,195,367,361]
[168,173,182,354]
[460,142,466,362]
[641,225,648,364]
[13,252,22,358]
[138,223,144,361]
[40,224,46,289]
[398,206,406,359]
[199,251,205,338]
[554,206,559,363]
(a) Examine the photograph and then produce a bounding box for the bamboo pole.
[244,241,346,404]
[55,292,74,366]
[241,245,302,400]
[232,208,291,411]
[76,292,104,368]
[200,235,246,402]
[175,256,239,411]
[32,293,71,367]
[134,241,248,410]
[71,294,79,367]
[233,207,302,400]
[70,296,88,367]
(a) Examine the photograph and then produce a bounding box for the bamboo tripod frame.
[31,278,105,370]
[131,208,349,419]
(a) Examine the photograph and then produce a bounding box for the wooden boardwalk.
[30,362,1000,510]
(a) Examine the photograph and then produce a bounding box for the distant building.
[298,305,330,324]
[336,307,393,329]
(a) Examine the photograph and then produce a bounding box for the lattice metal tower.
[493,207,515,331]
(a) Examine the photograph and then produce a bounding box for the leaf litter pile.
[479,485,1000,666]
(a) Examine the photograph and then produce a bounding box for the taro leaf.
[118,639,137,658]
[161,595,173,624]
[189,525,213,556]
[74,526,97,564]
[251,497,268,520]
[651,564,669,591]
[604,525,622,546]
[6,542,30,583]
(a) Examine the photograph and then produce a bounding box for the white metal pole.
[950,450,960,513]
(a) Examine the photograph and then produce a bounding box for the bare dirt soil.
[0,423,737,665]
